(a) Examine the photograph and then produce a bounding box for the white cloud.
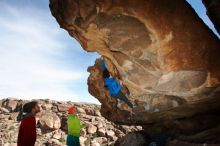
[0,3,100,103]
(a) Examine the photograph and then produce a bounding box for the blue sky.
[0,0,219,103]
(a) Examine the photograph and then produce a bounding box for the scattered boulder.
[9,112,19,121]
[57,104,69,112]
[87,124,97,134]
[93,137,107,143]
[106,130,116,140]
[80,128,87,137]
[41,103,52,110]
[79,137,87,146]
[3,100,18,112]
[39,112,61,130]
[76,107,86,114]
[85,108,94,116]
[97,121,103,129]
[97,128,106,137]
[91,142,100,146]
[53,133,61,140]
[0,107,9,113]
[94,110,101,117]
[49,138,63,146]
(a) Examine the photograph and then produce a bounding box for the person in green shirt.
[66,106,83,146]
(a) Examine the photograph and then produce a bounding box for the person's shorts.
[66,135,79,146]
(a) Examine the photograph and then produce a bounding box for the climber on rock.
[66,106,83,146]
[17,101,40,146]
[99,58,133,108]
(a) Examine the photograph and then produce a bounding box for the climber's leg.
[112,94,122,108]
[103,69,110,79]
[114,91,133,108]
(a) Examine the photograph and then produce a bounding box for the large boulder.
[38,111,61,130]
[41,103,52,110]
[76,107,86,114]
[49,0,220,143]
[57,104,69,112]
[2,100,18,112]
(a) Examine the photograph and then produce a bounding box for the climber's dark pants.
[112,91,133,108]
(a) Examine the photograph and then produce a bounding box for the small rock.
[87,124,97,134]
[85,108,94,116]
[92,137,107,144]
[80,128,87,137]
[97,128,106,137]
[4,100,18,112]
[49,138,63,145]
[0,139,4,145]
[94,110,101,117]
[57,104,69,112]
[97,122,103,128]
[79,136,87,146]
[53,133,61,139]
[76,107,86,114]
[0,107,9,113]
[106,130,115,139]
[41,104,52,110]
[9,112,19,121]
[91,142,100,146]
[51,106,58,112]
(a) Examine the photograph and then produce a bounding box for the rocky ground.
[1,98,219,146]
[0,98,142,146]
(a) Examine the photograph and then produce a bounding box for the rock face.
[49,0,220,143]
[203,0,220,35]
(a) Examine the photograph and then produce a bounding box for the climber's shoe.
[117,99,122,108]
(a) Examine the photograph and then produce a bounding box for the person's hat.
[68,106,75,114]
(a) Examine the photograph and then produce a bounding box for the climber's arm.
[99,60,106,71]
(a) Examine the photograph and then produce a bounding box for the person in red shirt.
[17,101,40,146]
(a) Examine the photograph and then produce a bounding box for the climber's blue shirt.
[104,77,122,95]
[99,60,106,71]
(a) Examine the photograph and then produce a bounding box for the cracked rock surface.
[49,0,220,143]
